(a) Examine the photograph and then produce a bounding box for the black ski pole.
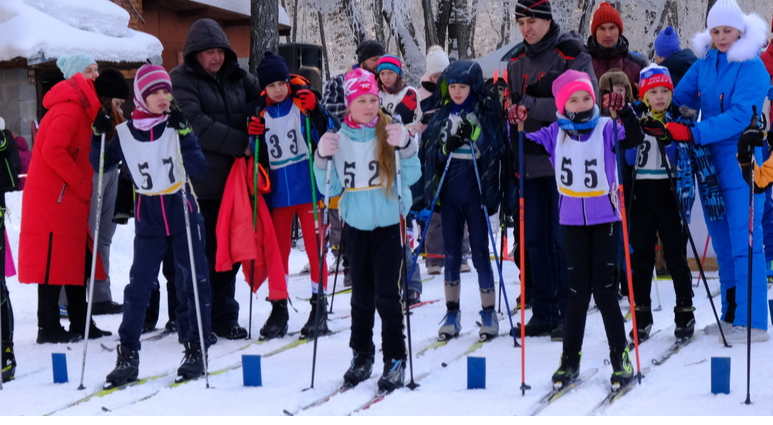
[328,218,345,314]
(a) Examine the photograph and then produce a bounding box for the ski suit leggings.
[271,203,328,293]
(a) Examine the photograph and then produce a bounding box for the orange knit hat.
[591,2,624,35]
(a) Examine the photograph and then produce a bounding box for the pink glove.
[386,123,408,148]
[317,132,340,158]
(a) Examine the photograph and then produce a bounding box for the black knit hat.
[515,0,553,20]
[256,51,290,87]
[93,68,129,100]
[356,40,385,65]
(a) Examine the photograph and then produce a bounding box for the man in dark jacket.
[171,18,261,340]
[653,26,697,87]
[507,0,598,339]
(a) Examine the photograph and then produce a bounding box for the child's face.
[265,81,289,103]
[448,83,470,105]
[645,86,671,113]
[145,89,171,115]
[348,94,380,124]
[564,90,594,114]
[379,70,398,88]
[612,85,627,99]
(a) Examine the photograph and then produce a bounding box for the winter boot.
[377,358,405,392]
[300,294,330,339]
[629,306,653,342]
[176,341,206,382]
[513,316,557,337]
[36,326,83,344]
[550,323,564,342]
[105,345,139,388]
[674,304,696,339]
[1,342,16,383]
[478,308,499,340]
[609,346,634,388]
[70,320,112,339]
[438,310,462,340]
[551,351,581,388]
[259,299,289,340]
[343,349,374,387]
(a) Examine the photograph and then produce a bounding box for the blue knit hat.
[654,26,680,58]
[56,54,97,79]
[256,51,290,87]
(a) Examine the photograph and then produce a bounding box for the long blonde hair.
[374,109,396,196]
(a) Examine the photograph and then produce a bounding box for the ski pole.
[248,135,258,340]
[0,194,4,391]
[77,133,106,390]
[696,235,710,288]
[744,106,760,405]
[652,266,662,312]
[516,119,529,394]
[609,101,643,384]
[175,131,210,388]
[655,129,729,347]
[327,218,345,314]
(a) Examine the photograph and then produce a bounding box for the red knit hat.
[591,2,624,35]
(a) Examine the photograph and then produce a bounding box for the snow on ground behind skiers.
[1,191,772,415]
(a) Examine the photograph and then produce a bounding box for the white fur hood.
[692,13,768,62]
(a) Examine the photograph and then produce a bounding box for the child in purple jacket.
[511,70,643,389]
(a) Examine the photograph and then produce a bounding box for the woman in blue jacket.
[670,0,769,343]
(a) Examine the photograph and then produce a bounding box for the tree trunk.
[497,0,511,49]
[435,0,453,48]
[468,0,479,58]
[382,4,423,85]
[373,0,385,44]
[291,0,300,43]
[422,0,438,48]
[318,10,331,80]
[454,0,472,59]
[447,4,459,58]
[343,0,368,47]
[250,0,279,75]
[577,0,597,39]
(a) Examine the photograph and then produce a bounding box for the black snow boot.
[629,306,653,342]
[176,341,206,382]
[2,342,16,383]
[674,302,696,339]
[551,350,581,387]
[377,358,405,392]
[343,349,374,387]
[260,299,289,340]
[36,326,82,344]
[105,345,139,388]
[300,294,330,339]
[609,346,634,388]
[70,320,112,339]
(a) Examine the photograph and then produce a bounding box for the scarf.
[449,91,477,115]
[131,92,169,131]
[344,114,378,129]
[556,105,600,137]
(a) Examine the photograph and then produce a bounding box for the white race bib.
[634,135,669,180]
[117,123,183,195]
[264,104,309,170]
[333,134,380,191]
[554,117,614,198]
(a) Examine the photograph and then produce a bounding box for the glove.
[640,117,672,145]
[92,110,112,136]
[444,135,464,154]
[417,208,431,222]
[296,89,317,114]
[385,123,407,148]
[602,92,626,112]
[525,71,560,98]
[167,107,191,135]
[317,131,340,158]
[248,116,267,136]
[737,114,764,162]
[507,104,528,125]
[456,119,479,142]
[665,122,694,143]
[421,110,436,125]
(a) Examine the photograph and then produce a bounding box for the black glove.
[167,107,191,135]
[640,117,672,145]
[525,71,560,98]
[444,135,464,154]
[737,118,764,163]
[92,109,112,136]
[456,119,476,142]
[421,110,435,125]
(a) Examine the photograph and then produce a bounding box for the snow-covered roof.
[0,0,162,64]
[190,0,292,27]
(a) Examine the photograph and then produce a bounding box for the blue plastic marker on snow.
[52,353,68,384]
[467,357,486,390]
[710,357,730,395]
[242,355,262,387]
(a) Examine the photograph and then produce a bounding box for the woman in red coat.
[19,72,113,343]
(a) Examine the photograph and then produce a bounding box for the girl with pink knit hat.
[94,64,212,388]
[512,69,644,389]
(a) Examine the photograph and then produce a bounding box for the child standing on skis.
[98,64,212,387]
[422,60,506,341]
[247,52,339,340]
[314,68,418,392]
[628,65,695,341]
[511,69,643,388]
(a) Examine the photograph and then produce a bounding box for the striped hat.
[377,55,402,76]
[134,64,172,103]
[638,64,673,99]
[515,0,553,20]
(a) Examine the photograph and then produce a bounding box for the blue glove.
[417,208,432,222]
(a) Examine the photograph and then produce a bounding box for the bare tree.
[343,0,368,47]
[497,0,512,49]
[435,0,453,47]
[373,0,386,44]
[250,0,279,75]
[422,0,439,48]
[318,10,332,80]
[382,0,424,84]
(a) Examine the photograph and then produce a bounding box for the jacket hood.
[42,73,100,118]
[183,18,238,68]
[438,60,485,106]
[692,13,768,62]
[760,40,773,76]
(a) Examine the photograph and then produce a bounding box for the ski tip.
[282,409,294,416]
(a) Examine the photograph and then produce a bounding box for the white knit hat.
[706,0,745,32]
[425,46,450,76]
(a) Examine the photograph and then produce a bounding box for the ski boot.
[2,342,16,383]
[512,316,557,337]
[36,326,82,344]
[674,303,696,339]
[551,351,581,389]
[629,306,653,342]
[259,299,289,340]
[300,293,330,339]
[176,341,206,383]
[105,345,139,388]
[377,358,405,392]
[438,310,461,340]
[70,320,112,339]
[343,349,374,387]
[609,346,634,390]
[478,308,499,341]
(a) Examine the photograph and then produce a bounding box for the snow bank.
[191,0,292,26]
[0,0,162,63]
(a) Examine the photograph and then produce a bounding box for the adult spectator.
[653,26,697,87]
[170,18,260,340]
[506,0,598,339]
[586,2,648,98]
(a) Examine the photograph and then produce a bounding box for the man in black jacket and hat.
[171,18,261,340]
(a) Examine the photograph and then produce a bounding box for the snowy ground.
[1,190,772,416]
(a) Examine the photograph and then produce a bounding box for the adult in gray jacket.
[170,18,261,339]
[507,0,598,339]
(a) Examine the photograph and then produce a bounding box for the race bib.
[554,117,613,198]
[117,123,182,195]
[264,104,309,170]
